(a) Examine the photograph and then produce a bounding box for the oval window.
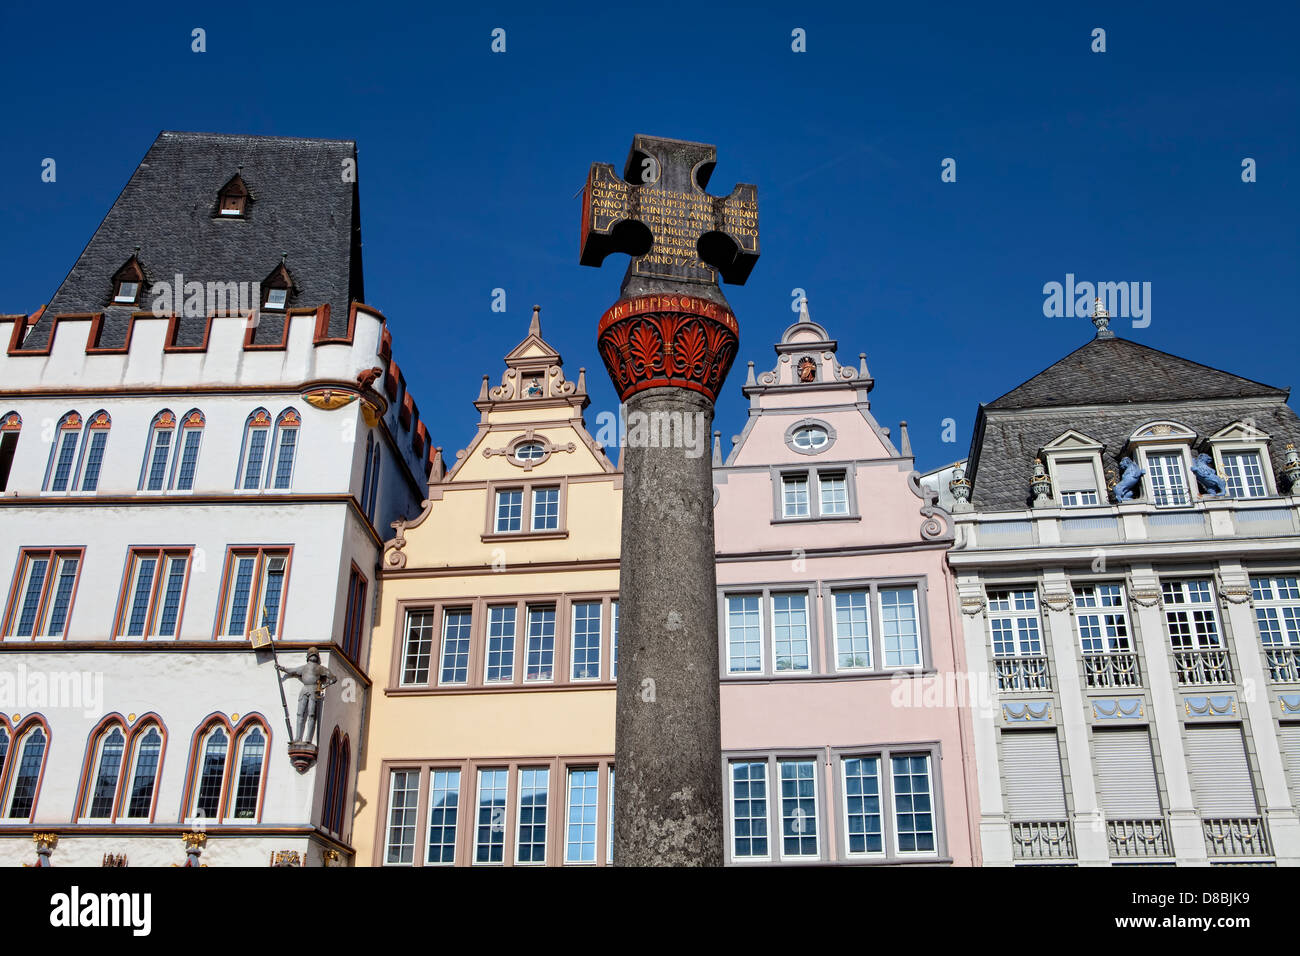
[514,441,546,463]
[792,426,829,450]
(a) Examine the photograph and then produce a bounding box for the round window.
[514,441,546,463]
[792,426,829,450]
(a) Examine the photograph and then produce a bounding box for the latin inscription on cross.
[580,135,760,292]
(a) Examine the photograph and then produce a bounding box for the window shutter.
[1278,724,1300,808]
[1001,731,1067,819]
[1184,725,1258,816]
[1054,460,1097,491]
[1093,729,1162,817]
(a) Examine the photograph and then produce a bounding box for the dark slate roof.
[986,335,1288,410]
[969,400,1300,511]
[19,131,363,350]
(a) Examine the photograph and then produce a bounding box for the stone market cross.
[580,135,759,297]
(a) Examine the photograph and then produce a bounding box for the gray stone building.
[946,307,1300,866]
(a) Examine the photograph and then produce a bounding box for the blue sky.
[2,0,1296,469]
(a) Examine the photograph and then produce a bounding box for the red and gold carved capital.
[596,295,739,403]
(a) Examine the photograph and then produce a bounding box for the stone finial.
[949,467,973,512]
[898,421,913,458]
[745,361,756,386]
[430,447,445,483]
[1280,442,1300,493]
[576,367,587,394]
[797,295,811,322]
[529,304,542,338]
[1091,297,1114,338]
[1031,457,1053,507]
[712,430,722,466]
[477,375,490,402]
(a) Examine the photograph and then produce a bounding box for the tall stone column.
[579,135,760,865]
[616,386,723,865]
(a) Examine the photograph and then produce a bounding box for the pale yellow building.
[353,308,621,866]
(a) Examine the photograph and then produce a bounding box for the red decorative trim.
[60,413,83,430]
[0,715,52,821]
[72,714,129,819]
[596,295,739,403]
[229,714,273,823]
[379,325,392,362]
[87,312,128,354]
[277,408,301,427]
[384,360,399,401]
[182,410,206,428]
[87,410,111,429]
[400,392,413,428]
[413,421,427,457]
[0,412,20,431]
[180,714,234,821]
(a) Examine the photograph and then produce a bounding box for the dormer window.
[1127,421,1198,507]
[110,252,146,307]
[1206,421,1277,499]
[260,258,294,312]
[1040,429,1106,507]
[216,171,250,218]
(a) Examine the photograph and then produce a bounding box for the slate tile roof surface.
[986,335,1286,410]
[969,335,1299,512]
[17,131,362,351]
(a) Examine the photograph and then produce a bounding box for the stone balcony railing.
[1107,818,1172,859]
[1010,820,1075,861]
[1203,817,1272,858]
[994,655,1051,692]
[1265,647,1300,683]
[1083,652,1142,689]
[1173,648,1234,686]
[953,496,1300,552]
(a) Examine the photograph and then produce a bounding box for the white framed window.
[514,441,546,463]
[781,474,809,518]
[385,769,421,865]
[725,594,763,674]
[891,753,937,855]
[565,767,600,864]
[771,593,810,672]
[818,471,849,515]
[269,409,300,490]
[571,601,601,680]
[531,486,560,531]
[791,425,829,451]
[114,281,140,304]
[190,726,228,822]
[524,605,556,681]
[495,489,523,532]
[227,725,266,821]
[842,756,884,857]
[1162,579,1222,650]
[238,409,272,490]
[4,724,48,819]
[425,768,461,865]
[474,768,509,865]
[217,549,289,639]
[1222,450,1268,499]
[515,767,549,865]
[84,726,127,820]
[987,589,1043,657]
[729,760,770,861]
[1053,458,1101,507]
[140,412,175,491]
[121,725,163,820]
[118,549,190,638]
[484,605,516,683]
[1252,575,1300,681]
[777,758,820,860]
[881,587,921,667]
[1144,450,1191,507]
[401,610,435,685]
[439,609,473,685]
[172,410,205,491]
[263,288,288,310]
[4,549,81,639]
[832,589,871,670]
[1074,583,1131,653]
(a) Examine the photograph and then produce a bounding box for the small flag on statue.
[249,626,272,649]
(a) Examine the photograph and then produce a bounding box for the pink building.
[713,314,980,865]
